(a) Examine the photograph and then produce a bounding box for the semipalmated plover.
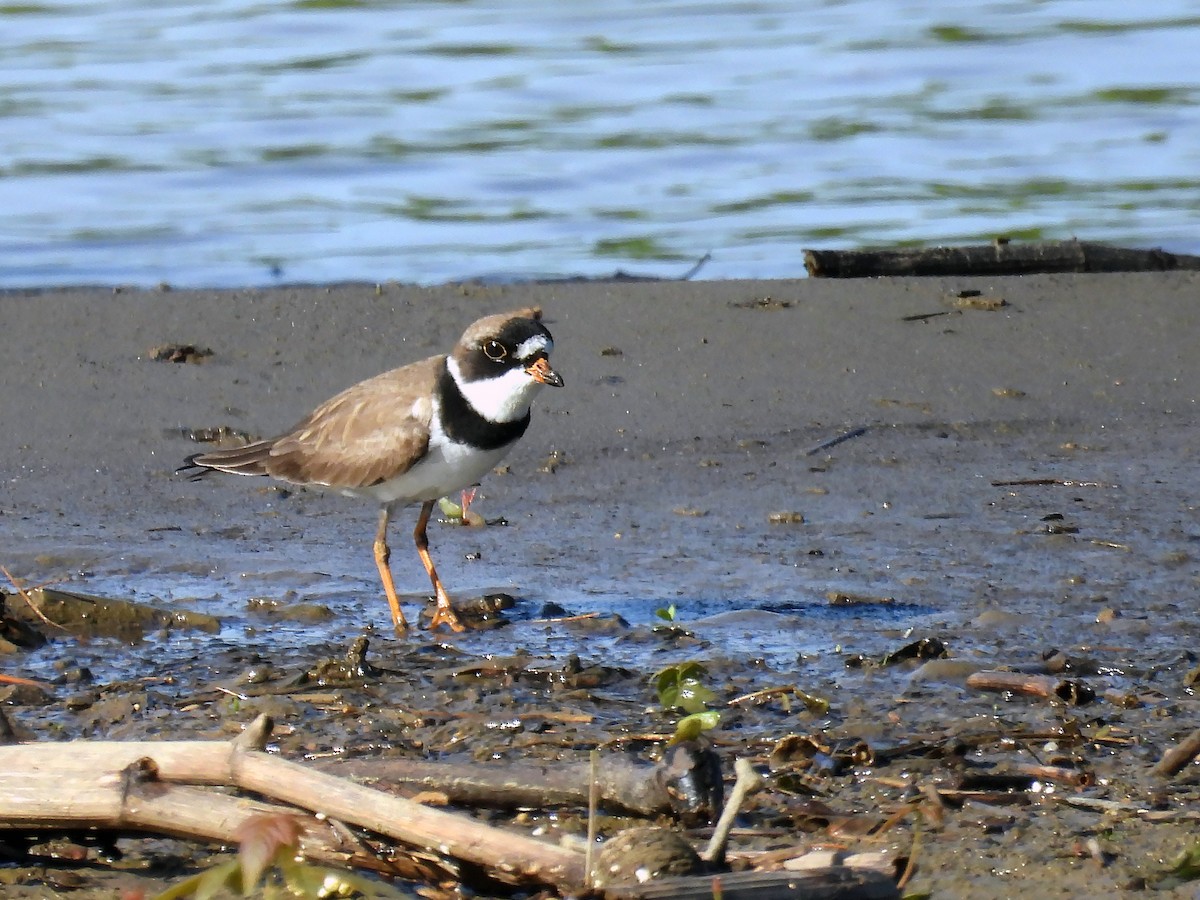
[180,307,563,633]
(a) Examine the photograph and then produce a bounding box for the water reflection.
[1,1,1197,286]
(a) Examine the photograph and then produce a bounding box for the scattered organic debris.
[729,296,793,311]
[949,289,1007,311]
[148,344,213,363]
[6,581,1200,898]
[177,424,257,446]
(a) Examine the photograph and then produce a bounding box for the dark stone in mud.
[656,739,724,826]
[592,826,705,888]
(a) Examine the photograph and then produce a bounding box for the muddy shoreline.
[3,273,1200,897]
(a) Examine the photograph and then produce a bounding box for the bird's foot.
[428,601,468,633]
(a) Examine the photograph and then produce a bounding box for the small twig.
[919,784,946,829]
[0,673,54,691]
[586,748,599,883]
[966,671,1095,705]
[1012,763,1094,788]
[896,821,921,891]
[804,426,869,457]
[528,611,600,625]
[1056,796,1148,815]
[1,566,69,632]
[727,686,796,708]
[1152,727,1200,777]
[702,758,761,865]
[679,252,712,281]
[870,800,919,839]
[991,478,1116,488]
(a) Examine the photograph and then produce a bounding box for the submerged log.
[803,240,1200,278]
[322,738,722,821]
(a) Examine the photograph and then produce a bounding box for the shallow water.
[2,1,1198,287]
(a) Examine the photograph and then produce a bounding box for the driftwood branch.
[322,751,679,816]
[0,719,896,898]
[0,716,585,891]
[1152,728,1200,778]
[702,758,761,865]
[803,240,1200,278]
[320,737,721,825]
[966,670,1095,705]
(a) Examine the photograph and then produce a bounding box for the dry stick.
[1,565,67,632]
[896,822,920,892]
[1151,727,1200,778]
[0,772,402,871]
[1011,763,1094,788]
[586,748,599,885]
[321,751,680,816]
[991,478,1115,488]
[805,426,869,457]
[965,671,1094,705]
[701,758,761,865]
[0,719,586,891]
[0,674,53,691]
[528,611,600,625]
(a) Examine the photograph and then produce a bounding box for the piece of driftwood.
[0,718,897,897]
[602,867,899,899]
[803,240,1200,278]
[0,774,434,879]
[965,670,1095,705]
[321,743,711,818]
[703,758,761,865]
[0,715,586,891]
[1151,727,1200,778]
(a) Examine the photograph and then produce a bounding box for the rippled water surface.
[3,1,1199,287]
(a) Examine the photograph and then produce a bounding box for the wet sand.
[4,272,1200,897]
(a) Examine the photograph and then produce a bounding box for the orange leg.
[460,486,477,516]
[373,505,408,632]
[413,499,466,632]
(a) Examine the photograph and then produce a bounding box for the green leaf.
[794,688,831,715]
[654,603,678,622]
[194,859,242,900]
[673,710,721,743]
[653,662,715,714]
[151,870,211,900]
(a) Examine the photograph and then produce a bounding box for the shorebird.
[180,307,562,633]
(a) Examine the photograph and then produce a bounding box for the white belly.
[337,439,514,506]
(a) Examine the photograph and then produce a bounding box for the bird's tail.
[177,441,276,481]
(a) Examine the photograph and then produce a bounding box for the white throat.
[448,356,544,423]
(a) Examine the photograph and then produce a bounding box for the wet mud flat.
[3,274,1200,897]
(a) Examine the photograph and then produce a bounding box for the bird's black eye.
[483,339,507,361]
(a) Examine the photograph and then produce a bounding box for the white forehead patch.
[514,334,552,362]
